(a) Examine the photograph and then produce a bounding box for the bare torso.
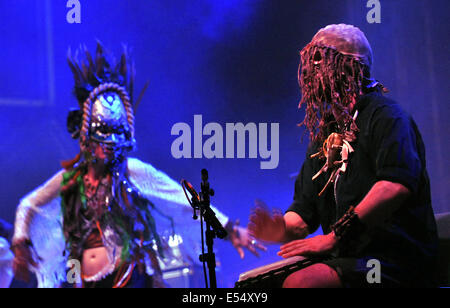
[82,247,113,277]
[81,161,116,278]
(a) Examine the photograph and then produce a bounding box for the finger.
[279,243,308,255]
[255,242,267,251]
[249,211,268,224]
[278,245,310,258]
[254,199,269,209]
[247,230,260,241]
[249,238,267,251]
[252,206,271,220]
[247,222,259,237]
[248,214,262,227]
[247,220,265,238]
[247,230,257,240]
[278,248,308,258]
[250,212,269,227]
[247,221,255,232]
[285,247,315,258]
[280,237,310,248]
[273,214,284,224]
[272,208,284,217]
[237,246,245,259]
[247,229,255,238]
[280,239,306,250]
[248,245,260,258]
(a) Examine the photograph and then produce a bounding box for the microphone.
[182,177,227,239]
[201,169,214,199]
[182,179,200,203]
[201,169,208,182]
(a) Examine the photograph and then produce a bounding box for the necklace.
[310,110,359,197]
[83,174,112,214]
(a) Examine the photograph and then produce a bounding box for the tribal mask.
[89,91,132,147]
[65,43,137,165]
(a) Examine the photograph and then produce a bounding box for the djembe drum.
[235,256,322,288]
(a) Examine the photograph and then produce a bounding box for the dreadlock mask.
[298,24,375,144]
[65,43,136,167]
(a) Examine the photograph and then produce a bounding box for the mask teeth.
[80,83,135,145]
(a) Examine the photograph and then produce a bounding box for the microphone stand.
[198,169,227,289]
[183,169,227,288]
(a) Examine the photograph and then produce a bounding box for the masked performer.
[248,24,438,288]
[11,43,263,288]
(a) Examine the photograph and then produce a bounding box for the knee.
[282,269,313,288]
[282,263,341,288]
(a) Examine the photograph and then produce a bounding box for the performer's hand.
[277,233,338,258]
[248,202,286,243]
[227,220,267,259]
[12,239,37,283]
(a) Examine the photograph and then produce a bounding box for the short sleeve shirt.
[287,92,438,269]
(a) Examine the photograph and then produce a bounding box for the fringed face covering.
[298,24,373,144]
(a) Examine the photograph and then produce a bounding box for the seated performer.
[248,24,438,288]
[11,43,264,288]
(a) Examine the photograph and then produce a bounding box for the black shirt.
[287,92,438,275]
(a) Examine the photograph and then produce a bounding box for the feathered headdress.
[68,41,135,107]
[66,42,138,145]
[63,42,141,169]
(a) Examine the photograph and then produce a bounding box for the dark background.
[0,0,448,287]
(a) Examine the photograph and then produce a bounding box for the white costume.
[13,158,228,288]
[0,237,13,288]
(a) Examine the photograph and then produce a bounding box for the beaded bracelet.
[331,206,366,245]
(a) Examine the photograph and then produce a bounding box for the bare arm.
[248,207,310,244]
[278,180,411,258]
[283,212,310,242]
[354,180,410,228]
[13,170,64,244]
[12,170,63,282]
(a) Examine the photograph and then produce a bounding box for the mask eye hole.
[99,124,109,134]
[313,51,322,65]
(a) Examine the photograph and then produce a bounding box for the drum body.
[235,256,321,288]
